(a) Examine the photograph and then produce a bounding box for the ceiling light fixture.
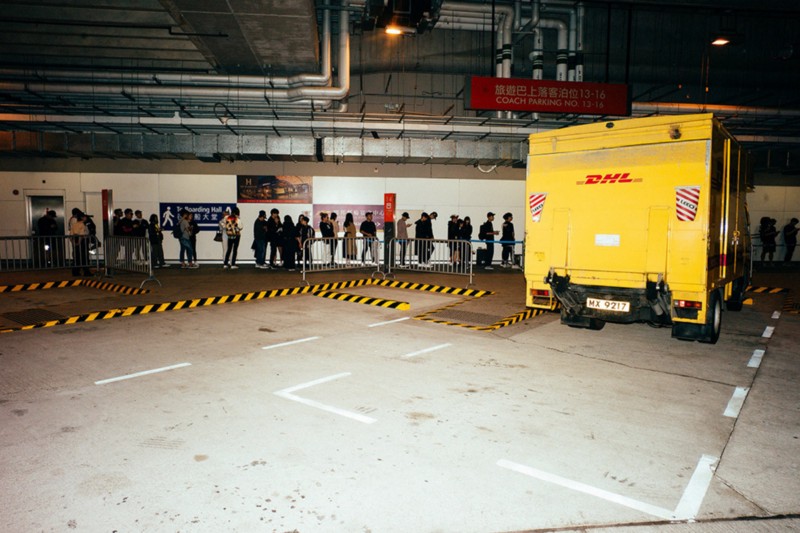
[711,36,731,46]
[385,24,415,36]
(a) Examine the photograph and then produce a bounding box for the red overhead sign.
[466,76,630,116]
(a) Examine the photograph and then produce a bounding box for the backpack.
[172,224,182,239]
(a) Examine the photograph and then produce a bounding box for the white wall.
[748,184,800,259]
[2,171,526,262]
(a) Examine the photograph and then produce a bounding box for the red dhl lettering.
[580,172,634,185]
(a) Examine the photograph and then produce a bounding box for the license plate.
[586,297,630,313]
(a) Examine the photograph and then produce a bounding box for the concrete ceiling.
[0,0,799,172]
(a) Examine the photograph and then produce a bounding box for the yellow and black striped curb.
[0,279,385,334]
[746,285,788,294]
[80,278,150,295]
[414,306,550,332]
[371,279,493,297]
[0,278,149,295]
[311,290,410,310]
[0,278,494,334]
[0,279,83,293]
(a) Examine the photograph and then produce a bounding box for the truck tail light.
[531,289,551,297]
[675,300,702,309]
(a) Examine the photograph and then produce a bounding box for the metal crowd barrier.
[0,235,101,274]
[301,236,381,282]
[104,236,160,288]
[388,238,474,284]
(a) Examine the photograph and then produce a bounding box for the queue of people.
[197,206,523,271]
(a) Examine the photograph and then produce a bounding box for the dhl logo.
[577,172,642,185]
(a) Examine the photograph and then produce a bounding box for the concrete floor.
[1,265,798,532]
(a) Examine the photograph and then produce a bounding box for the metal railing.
[301,236,381,281]
[104,236,160,288]
[387,238,474,283]
[0,235,101,274]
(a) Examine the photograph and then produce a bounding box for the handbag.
[213,230,223,242]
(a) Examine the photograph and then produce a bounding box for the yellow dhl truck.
[524,114,751,344]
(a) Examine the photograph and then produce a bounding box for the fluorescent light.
[711,37,730,46]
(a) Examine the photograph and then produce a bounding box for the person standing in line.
[218,207,230,264]
[478,212,499,270]
[132,209,148,263]
[148,213,168,268]
[223,207,243,269]
[112,208,124,236]
[253,210,269,269]
[69,209,93,277]
[759,217,778,266]
[783,217,799,263]
[414,212,433,265]
[329,212,340,263]
[319,212,335,266]
[360,211,378,264]
[36,209,59,267]
[281,214,298,271]
[179,210,198,269]
[266,208,282,267]
[396,212,412,265]
[500,212,516,268]
[187,212,200,265]
[343,212,357,263]
[447,214,459,265]
[298,215,315,268]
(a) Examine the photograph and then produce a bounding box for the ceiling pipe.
[441,1,514,79]
[0,1,334,90]
[0,0,349,108]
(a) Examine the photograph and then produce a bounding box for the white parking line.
[401,343,452,358]
[95,362,191,385]
[498,454,719,521]
[772,311,781,319]
[262,336,320,350]
[496,459,674,520]
[762,326,775,338]
[368,317,410,328]
[747,349,765,368]
[274,372,376,424]
[723,386,750,418]
[672,455,719,520]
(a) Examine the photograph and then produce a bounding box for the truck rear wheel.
[671,291,721,343]
[699,291,722,344]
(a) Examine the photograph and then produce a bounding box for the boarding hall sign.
[159,203,236,232]
[466,76,630,116]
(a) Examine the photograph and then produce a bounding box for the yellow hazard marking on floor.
[311,290,410,310]
[746,285,788,294]
[0,278,148,295]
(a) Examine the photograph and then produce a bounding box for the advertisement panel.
[237,175,313,203]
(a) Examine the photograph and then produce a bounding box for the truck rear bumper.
[547,272,672,325]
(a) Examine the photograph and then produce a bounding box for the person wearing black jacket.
[266,208,282,268]
[319,212,335,266]
[414,212,434,266]
[500,212,515,268]
[478,212,498,270]
[282,215,298,271]
[253,210,269,269]
[360,212,378,264]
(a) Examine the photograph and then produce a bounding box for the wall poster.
[237,175,313,203]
